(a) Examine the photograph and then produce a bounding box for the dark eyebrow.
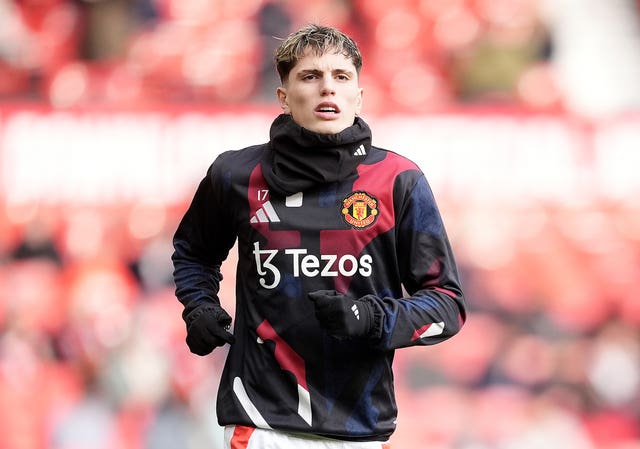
[333,68,355,77]
[297,69,323,77]
[297,68,355,77]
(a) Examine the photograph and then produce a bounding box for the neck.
[261,114,372,195]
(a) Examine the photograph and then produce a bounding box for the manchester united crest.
[341,191,379,229]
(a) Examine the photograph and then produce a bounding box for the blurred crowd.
[2,0,640,448]
[0,0,562,111]
[3,0,640,115]
[1,186,640,449]
[2,0,639,116]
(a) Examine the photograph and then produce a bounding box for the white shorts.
[223,425,391,449]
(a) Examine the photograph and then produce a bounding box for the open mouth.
[315,103,340,114]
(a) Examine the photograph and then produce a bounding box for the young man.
[172,24,466,449]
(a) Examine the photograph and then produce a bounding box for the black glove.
[308,290,374,339]
[185,307,235,356]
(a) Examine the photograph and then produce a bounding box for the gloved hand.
[308,290,374,339]
[185,307,235,356]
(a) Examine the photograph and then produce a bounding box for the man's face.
[277,50,363,135]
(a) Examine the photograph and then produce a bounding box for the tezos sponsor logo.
[253,242,372,289]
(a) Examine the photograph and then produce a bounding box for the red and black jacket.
[172,114,466,442]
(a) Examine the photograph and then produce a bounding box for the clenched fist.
[308,290,374,340]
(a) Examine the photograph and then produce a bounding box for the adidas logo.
[351,304,360,320]
[353,144,367,156]
[250,201,280,223]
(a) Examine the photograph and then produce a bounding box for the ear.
[277,87,290,114]
[355,87,364,116]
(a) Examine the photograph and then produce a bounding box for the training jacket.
[172,114,466,442]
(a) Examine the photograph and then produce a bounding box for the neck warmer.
[261,114,372,196]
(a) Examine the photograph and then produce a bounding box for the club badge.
[341,191,379,229]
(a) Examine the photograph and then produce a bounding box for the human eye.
[300,72,319,81]
[335,72,352,81]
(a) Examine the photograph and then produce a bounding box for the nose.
[320,76,335,96]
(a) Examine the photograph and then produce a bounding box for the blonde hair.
[274,24,363,83]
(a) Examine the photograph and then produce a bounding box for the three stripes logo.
[351,304,360,320]
[353,144,367,156]
[250,192,302,224]
[250,201,280,223]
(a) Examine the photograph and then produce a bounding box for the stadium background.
[1,0,640,448]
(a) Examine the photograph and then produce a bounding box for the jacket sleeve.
[171,158,237,322]
[367,172,466,351]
